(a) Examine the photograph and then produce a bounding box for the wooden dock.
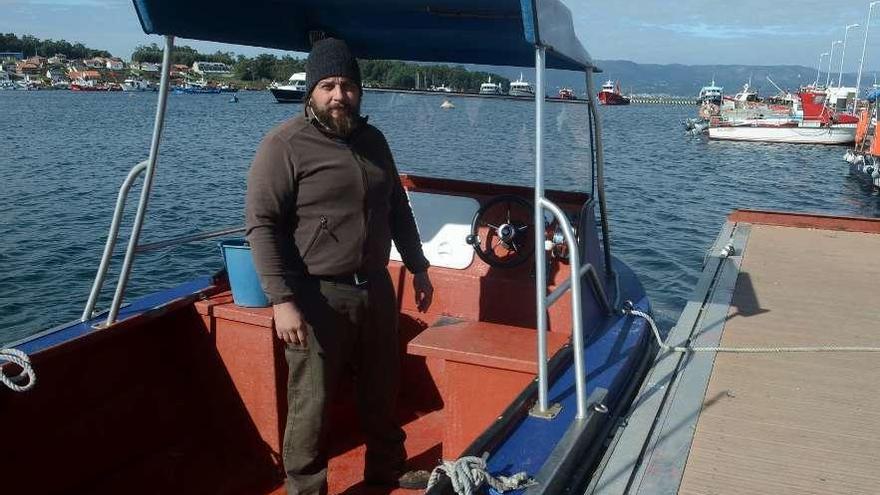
[588,209,880,495]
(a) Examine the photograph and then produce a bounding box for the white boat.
[269,72,306,103]
[732,80,759,103]
[121,78,152,91]
[708,122,856,144]
[508,73,534,97]
[479,76,503,95]
[697,78,723,105]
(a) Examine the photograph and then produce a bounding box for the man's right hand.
[273,300,308,347]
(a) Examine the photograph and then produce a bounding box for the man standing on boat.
[245,38,434,494]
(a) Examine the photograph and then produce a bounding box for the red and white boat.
[707,121,857,144]
[557,87,577,99]
[596,80,630,105]
[70,79,110,92]
[708,88,857,144]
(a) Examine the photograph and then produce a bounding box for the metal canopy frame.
[87,0,616,427]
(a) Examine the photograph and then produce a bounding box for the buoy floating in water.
[440,99,455,109]
[229,94,239,103]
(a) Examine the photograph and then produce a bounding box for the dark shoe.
[365,469,431,490]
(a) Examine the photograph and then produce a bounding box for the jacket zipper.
[302,215,328,259]
[354,152,370,267]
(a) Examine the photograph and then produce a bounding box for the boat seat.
[407,318,569,457]
[389,191,479,270]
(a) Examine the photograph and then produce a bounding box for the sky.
[3,0,880,71]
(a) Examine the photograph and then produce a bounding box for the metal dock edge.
[587,210,880,495]
[586,220,748,495]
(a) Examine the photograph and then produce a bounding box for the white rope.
[426,453,535,495]
[0,348,37,392]
[628,308,880,354]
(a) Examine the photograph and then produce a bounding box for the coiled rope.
[628,307,880,354]
[427,453,535,495]
[0,348,37,392]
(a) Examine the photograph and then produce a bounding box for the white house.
[46,68,67,80]
[138,62,160,72]
[48,54,68,65]
[192,61,232,75]
[106,58,125,70]
[84,58,105,69]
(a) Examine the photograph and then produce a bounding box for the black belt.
[315,272,370,287]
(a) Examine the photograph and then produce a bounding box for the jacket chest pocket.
[302,215,329,259]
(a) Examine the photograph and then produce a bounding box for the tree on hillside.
[0,33,110,59]
[131,43,236,66]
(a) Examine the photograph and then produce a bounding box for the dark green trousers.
[282,270,406,495]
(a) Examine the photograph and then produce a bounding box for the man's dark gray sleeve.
[386,146,430,274]
[245,134,300,304]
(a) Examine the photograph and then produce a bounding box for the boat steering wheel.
[466,194,535,268]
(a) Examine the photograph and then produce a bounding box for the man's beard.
[310,102,360,137]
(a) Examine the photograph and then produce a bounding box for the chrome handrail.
[546,262,613,315]
[80,160,149,321]
[532,52,615,421]
[539,197,588,420]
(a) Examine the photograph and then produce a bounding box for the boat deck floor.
[678,223,880,494]
[326,408,443,495]
[81,401,442,495]
[590,212,880,495]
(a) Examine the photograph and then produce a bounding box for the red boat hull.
[597,91,630,105]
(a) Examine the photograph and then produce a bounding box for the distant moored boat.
[597,80,630,105]
[269,72,307,103]
[479,76,504,95]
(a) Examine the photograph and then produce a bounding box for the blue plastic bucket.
[219,239,270,307]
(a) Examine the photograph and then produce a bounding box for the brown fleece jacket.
[245,115,429,304]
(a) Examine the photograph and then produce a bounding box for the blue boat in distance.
[1,2,656,494]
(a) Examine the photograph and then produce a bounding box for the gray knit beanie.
[305,38,361,99]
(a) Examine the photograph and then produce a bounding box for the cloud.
[637,21,825,40]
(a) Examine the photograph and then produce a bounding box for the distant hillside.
[591,60,851,97]
[479,61,872,98]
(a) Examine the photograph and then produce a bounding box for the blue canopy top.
[131,0,593,71]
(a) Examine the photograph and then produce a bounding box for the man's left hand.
[413,271,434,313]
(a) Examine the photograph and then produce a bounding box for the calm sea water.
[1,90,878,346]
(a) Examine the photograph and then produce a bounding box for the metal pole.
[586,71,614,281]
[827,40,841,87]
[839,24,860,87]
[106,35,175,326]
[534,46,549,414]
[816,53,828,87]
[857,3,878,105]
